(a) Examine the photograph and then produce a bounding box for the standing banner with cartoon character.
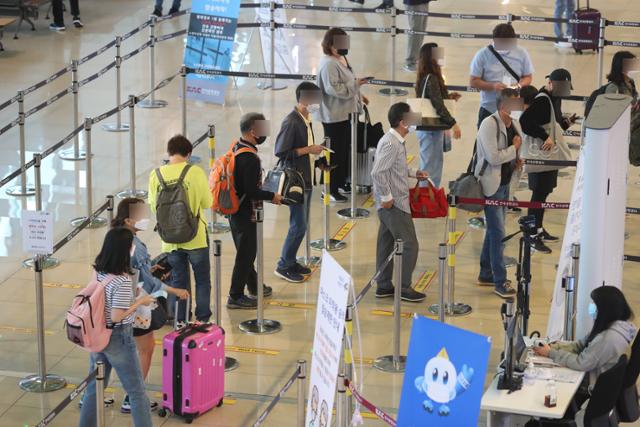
[305,251,351,427]
[397,316,491,426]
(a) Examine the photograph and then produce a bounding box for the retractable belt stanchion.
[138,16,168,108]
[213,240,239,371]
[6,90,35,196]
[207,125,231,233]
[239,207,282,334]
[297,360,307,427]
[374,239,406,373]
[428,243,447,321]
[70,118,108,228]
[564,243,580,341]
[338,113,369,219]
[297,183,321,267]
[311,137,346,251]
[96,361,106,427]
[445,195,471,316]
[117,95,147,199]
[378,6,407,97]
[60,60,86,161]
[102,36,129,132]
[257,1,286,91]
[343,304,354,423]
[596,17,606,87]
[19,253,66,392]
[22,153,60,270]
[336,373,346,427]
[181,66,187,136]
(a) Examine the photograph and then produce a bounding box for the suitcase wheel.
[184,414,194,424]
[158,408,168,418]
[217,399,223,408]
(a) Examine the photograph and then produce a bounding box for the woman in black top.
[520,71,576,254]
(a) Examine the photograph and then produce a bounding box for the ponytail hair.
[112,198,145,228]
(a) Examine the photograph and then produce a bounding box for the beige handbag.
[407,74,457,118]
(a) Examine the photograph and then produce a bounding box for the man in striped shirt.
[372,102,428,302]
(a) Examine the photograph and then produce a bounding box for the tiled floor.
[1,0,640,426]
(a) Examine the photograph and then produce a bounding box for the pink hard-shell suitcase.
[158,300,224,423]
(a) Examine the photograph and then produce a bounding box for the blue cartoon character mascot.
[414,347,474,416]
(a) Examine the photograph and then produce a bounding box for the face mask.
[496,49,510,55]
[307,104,320,115]
[626,70,640,78]
[407,125,417,133]
[337,48,349,56]
[588,302,598,320]
[436,58,446,67]
[509,110,523,120]
[134,218,150,231]
[255,135,267,145]
[130,244,136,257]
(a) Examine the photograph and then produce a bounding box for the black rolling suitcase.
[572,0,600,53]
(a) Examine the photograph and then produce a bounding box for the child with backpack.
[76,227,155,427]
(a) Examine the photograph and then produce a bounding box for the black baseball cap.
[546,68,573,89]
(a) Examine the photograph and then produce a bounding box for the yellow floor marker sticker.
[354,357,375,365]
[413,271,436,293]
[371,309,436,320]
[154,340,279,356]
[452,231,465,246]
[0,325,55,335]
[361,195,375,209]
[333,221,355,241]
[267,301,315,310]
[44,282,83,289]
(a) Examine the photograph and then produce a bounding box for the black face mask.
[255,135,267,145]
[337,48,348,56]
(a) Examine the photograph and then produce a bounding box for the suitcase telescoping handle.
[173,296,191,330]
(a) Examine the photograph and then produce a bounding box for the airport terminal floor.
[1,0,640,425]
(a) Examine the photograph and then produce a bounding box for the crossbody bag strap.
[538,92,557,143]
[478,116,502,177]
[421,74,431,99]
[488,45,520,83]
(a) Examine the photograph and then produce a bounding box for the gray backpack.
[154,164,199,244]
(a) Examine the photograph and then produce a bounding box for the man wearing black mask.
[227,113,283,309]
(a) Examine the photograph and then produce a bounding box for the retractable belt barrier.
[344,379,397,426]
[253,360,306,427]
[53,198,112,253]
[456,197,570,210]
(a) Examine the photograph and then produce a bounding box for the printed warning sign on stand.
[22,210,53,255]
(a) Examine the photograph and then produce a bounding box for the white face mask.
[307,104,320,115]
[436,58,446,67]
[626,70,640,79]
[509,110,523,120]
[588,302,598,320]
[407,125,417,133]
[130,244,136,257]
[134,218,150,231]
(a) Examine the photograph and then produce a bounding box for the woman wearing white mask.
[111,198,189,414]
[605,51,639,101]
[415,42,461,188]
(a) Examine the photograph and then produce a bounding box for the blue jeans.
[168,246,211,322]
[155,0,181,10]
[417,130,444,188]
[277,190,312,270]
[554,0,575,38]
[78,325,152,427]
[480,184,509,287]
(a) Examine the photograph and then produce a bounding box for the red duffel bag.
[409,180,448,219]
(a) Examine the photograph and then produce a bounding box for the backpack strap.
[154,168,168,190]
[176,163,192,185]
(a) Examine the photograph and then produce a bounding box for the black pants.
[322,119,351,194]
[229,211,258,298]
[52,0,80,25]
[528,188,552,230]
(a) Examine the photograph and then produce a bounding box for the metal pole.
[181,65,187,137]
[445,196,472,316]
[297,186,321,266]
[379,7,408,97]
[96,362,105,427]
[207,125,230,233]
[503,298,515,357]
[102,36,129,132]
[212,240,239,371]
[60,60,86,160]
[373,239,407,373]
[337,113,369,219]
[311,137,346,251]
[70,118,108,228]
[297,360,307,427]
[596,17,606,87]
[239,207,282,334]
[7,90,36,196]
[343,304,354,422]
[336,374,346,427]
[117,96,147,199]
[18,255,66,392]
[269,1,275,90]
[563,275,575,341]
[428,243,447,321]
[107,195,114,224]
[138,15,167,108]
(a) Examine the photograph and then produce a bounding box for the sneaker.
[339,184,352,195]
[292,263,312,275]
[248,285,273,299]
[375,287,394,298]
[477,276,494,287]
[168,6,180,14]
[554,41,572,48]
[494,281,516,299]
[326,192,348,203]
[227,295,258,309]
[274,267,305,283]
[540,229,559,242]
[72,17,84,28]
[531,237,552,254]
[401,288,426,302]
[79,396,114,409]
[402,64,416,73]
[49,23,66,31]
[152,7,162,17]
[121,396,158,414]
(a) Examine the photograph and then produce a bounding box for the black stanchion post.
[138,15,168,108]
[96,361,105,427]
[117,95,147,199]
[60,60,86,161]
[428,243,447,321]
[378,6,407,97]
[6,90,35,196]
[181,65,187,137]
[207,125,231,233]
[107,194,114,224]
[597,17,606,86]
[297,360,306,427]
[337,113,369,219]
[212,240,239,371]
[102,36,129,132]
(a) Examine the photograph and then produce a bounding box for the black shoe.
[274,267,306,283]
[401,288,426,302]
[329,192,348,203]
[375,288,394,298]
[531,237,552,254]
[227,295,258,309]
[494,281,516,299]
[72,17,83,28]
[540,229,559,242]
[292,263,312,275]
[508,206,522,213]
[49,23,66,31]
[339,184,352,195]
[248,285,273,299]
[477,276,494,287]
[168,6,180,14]
[152,7,162,17]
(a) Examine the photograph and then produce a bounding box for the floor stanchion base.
[137,99,168,109]
[58,148,87,161]
[5,185,36,197]
[116,189,148,200]
[297,255,321,268]
[337,207,369,220]
[310,238,346,251]
[208,221,231,234]
[225,356,239,372]
[373,355,407,373]
[256,80,287,90]
[239,319,282,335]
[378,87,408,97]
[70,216,109,229]
[504,256,517,268]
[22,256,60,270]
[446,302,473,317]
[101,122,130,132]
[19,374,66,393]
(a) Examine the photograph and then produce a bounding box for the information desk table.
[481,367,585,427]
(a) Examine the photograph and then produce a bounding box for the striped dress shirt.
[371,129,417,214]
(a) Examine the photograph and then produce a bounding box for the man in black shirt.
[227,113,282,309]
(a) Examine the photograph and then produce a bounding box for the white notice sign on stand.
[306,251,350,427]
[22,210,53,255]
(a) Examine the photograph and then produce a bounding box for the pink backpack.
[65,272,114,352]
